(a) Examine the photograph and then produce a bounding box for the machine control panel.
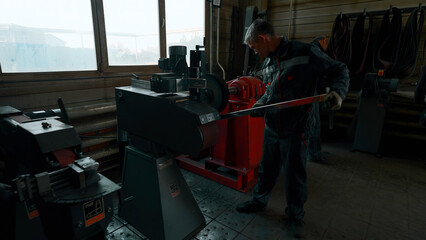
[199,112,220,124]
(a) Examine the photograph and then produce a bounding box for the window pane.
[165,0,204,62]
[0,0,97,73]
[103,0,159,66]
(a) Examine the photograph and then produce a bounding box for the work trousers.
[307,101,322,161]
[252,125,307,220]
[0,183,15,240]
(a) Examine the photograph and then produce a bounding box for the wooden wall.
[213,0,425,81]
[268,0,426,76]
[266,0,426,143]
[208,0,240,80]
[211,0,269,80]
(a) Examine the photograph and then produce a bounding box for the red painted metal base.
[176,76,265,192]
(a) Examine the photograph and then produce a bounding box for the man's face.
[247,35,269,57]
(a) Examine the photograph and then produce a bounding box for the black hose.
[371,7,402,76]
[391,8,425,79]
[350,12,373,76]
[327,13,352,65]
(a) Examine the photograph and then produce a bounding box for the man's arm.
[310,46,350,101]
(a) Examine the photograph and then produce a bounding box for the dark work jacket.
[256,37,349,136]
[311,40,332,93]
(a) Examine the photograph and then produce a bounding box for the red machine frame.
[177,76,265,192]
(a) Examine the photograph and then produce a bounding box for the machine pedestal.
[119,146,205,240]
[353,93,388,154]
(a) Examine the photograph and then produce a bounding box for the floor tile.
[364,223,409,240]
[198,196,233,219]
[105,140,426,240]
[191,178,224,197]
[241,214,287,240]
[212,185,251,203]
[194,220,238,240]
[106,225,145,240]
[183,170,207,187]
[215,203,256,232]
[106,216,125,235]
[323,214,369,240]
[233,233,253,240]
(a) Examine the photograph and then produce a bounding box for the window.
[0,0,205,73]
[165,0,205,62]
[0,0,97,73]
[103,0,160,66]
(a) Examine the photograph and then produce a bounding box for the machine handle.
[57,98,71,125]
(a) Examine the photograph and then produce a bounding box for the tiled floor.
[106,139,426,240]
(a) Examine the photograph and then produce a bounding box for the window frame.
[0,0,206,80]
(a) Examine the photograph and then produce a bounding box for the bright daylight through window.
[0,0,97,73]
[103,0,160,66]
[165,0,205,63]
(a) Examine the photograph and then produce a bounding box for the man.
[307,36,330,164]
[236,19,349,238]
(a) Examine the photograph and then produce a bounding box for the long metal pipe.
[210,2,213,73]
[216,7,226,80]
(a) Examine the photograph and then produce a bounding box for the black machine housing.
[0,105,120,240]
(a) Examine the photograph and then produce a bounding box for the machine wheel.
[204,73,229,112]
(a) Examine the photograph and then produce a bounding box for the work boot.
[291,219,305,238]
[235,200,266,213]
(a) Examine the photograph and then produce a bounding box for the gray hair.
[244,19,275,44]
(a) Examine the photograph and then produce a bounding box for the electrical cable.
[350,11,373,76]
[371,7,402,75]
[216,7,226,81]
[391,7,424,79]
[327,13,352,65]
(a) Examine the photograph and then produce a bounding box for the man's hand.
[324,91,342,110]
[250,102,265,117]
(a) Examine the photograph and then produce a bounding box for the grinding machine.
[116,45,227,240]
[0,103,120,240]
[116,45,325,240]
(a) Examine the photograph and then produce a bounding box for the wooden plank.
[0,78,130,97]
[270,0,421,12]
[270,1,426,41]
[0,87,117,111]
[274,26,334,39]
[269,3,422,25]
[270,0,382,12]
[271,8,426,25]
[270,0,423,20]
[0,66,159,83]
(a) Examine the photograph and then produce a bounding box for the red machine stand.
[177,76,265,192]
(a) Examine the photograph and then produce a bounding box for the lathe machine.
[0,103,120,240]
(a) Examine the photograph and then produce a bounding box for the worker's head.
[244,19,277,58]
[313,35,328,51]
